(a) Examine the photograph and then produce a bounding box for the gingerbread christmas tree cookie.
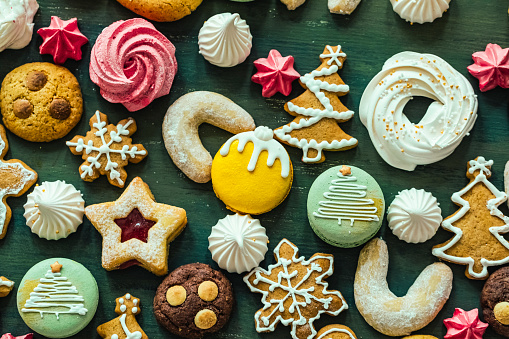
[97,293,147,339]
[85,177,187,276]
[433,157,509,280]
[0,124,38,239]
[66,111,147,188]
[244,238,347,339]
[274,45,358,163]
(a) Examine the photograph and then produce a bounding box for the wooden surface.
[0,0,508,338]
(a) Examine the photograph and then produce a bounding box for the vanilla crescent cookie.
[23,180,84,240]
[359,51,477,171]
[390,0,450,24]
[387,188,442,243]
[354,238,453,336]
[162,91,255,183]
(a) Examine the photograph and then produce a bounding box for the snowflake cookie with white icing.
[66,111,147,188]
[244,238,348,339]
[17,258,99,338]
[97,293,147,339]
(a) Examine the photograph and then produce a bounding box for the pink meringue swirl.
[90,18,177,112]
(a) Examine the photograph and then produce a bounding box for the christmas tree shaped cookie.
[274,45,358,163]
[433,157,509,279]
[97,293,147,339]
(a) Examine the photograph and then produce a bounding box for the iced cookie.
[153,263,234,338]
[0,276,14,297]
[315,324,357,339]
[390,0,450,24]
[162,91,255,183]
[24,180,84,240]
[387,188,442,244]
[444,308,488,339]
[468,43,509,92]
[116,0,202,22]
[66,111,147,188]
[208,213,268,274]
[97,293,147,339]
[17,258,99,338]
[354,238,453,336]
[432,157,509,280]
[0,124,37,240]
[244,238,347,339]
[481,266,509,337]
[0,62,83,142]
[198,13,252,68]
[0,0,38,53]
[274,45,358,163]
[307,165,384,248]
[211,126,293,215]
[37,17,88,65]
[85,177,187,276]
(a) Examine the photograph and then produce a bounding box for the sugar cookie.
[432,157,509,280]
[162,91,255,183]
[211,126,293,215]
[359,51,477,171]
[354,238,452,336]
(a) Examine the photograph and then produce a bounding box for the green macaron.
[17,258,99,338]
[307,165,385,248]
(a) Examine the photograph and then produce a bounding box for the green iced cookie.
[307,165,385,248]
[17,258,99,338]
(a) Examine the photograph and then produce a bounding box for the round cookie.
[307,165,384,248]
[16,258,99,338]
[211,126,293,215]
[153,263,234,338]
[481,266,509,337]
[0,62,83,142]
[115,0,203,22]
[402,336,439,339]
[315,324,357,338]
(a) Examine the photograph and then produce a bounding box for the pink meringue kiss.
[37,16,88,65]
[90,18,177,112]
[467,43,509,92]
[252,49,300,97]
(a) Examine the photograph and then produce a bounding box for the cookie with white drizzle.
[274,45,358,163]
[17,258,98,338]
[315,324,357,339]
[307,165,385,248]
[0,276,14,297]
[66,111,147,188]
[97,293,147,339]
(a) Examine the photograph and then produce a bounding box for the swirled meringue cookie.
[390,0,450,24]
[23,180,85,240]
[208,214,268,274]
[0,0,39,52]
[388,188,442,244]
[359,52,477,171]
[90,18,177,112]
[198,13,252,68]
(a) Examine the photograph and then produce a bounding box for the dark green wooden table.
[0,0,508,337]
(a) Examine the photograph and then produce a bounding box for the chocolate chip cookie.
[481,266,509,337]
[0,62,83,142]
[153,263,234,338]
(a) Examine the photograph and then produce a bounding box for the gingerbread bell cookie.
[274,45,358,163]
[66,111,147,188]
[0,125,37,239]
[244,238,347,339]
[432,157,509,280]
[85,177,187,276]
[154,263,234,338]
[97,293,147,339]
[481,266,509,337]
[0,62,83,142]
[0,276,14,297]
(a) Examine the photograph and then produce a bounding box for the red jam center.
[114,208,156,243]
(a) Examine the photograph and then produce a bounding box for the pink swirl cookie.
[90,18,177,112]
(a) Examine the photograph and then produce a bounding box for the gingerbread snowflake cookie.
[244,238,347,339]
[154,263,234,338]
[66,111,147,188]
[97,293,147,339]
[0,125,37,239]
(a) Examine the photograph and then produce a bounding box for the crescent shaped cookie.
[354,238,452,336]
[162,91,255,183]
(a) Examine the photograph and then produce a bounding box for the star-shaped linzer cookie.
[85,177,187,276]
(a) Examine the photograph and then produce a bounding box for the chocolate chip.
[26,71,47,91]
[13,99,33,119]
[49,98,71,120]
